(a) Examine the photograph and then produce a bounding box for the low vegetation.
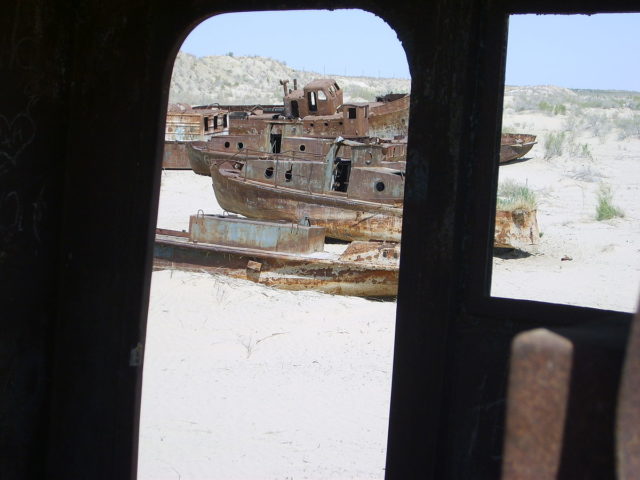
[595,184,625,221]
[544,132,566,158]
[504,86,640,151]
[497,180,537,211]
[615,114,640,140]
[538,101,567,115]
[169,51,411,105]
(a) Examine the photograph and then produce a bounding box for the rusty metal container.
[188,214,325,254]
[494,208,539,249]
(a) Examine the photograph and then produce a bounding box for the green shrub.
[538,101,553,113]
[497,180,537,211]
[554,104,567,115]
[544,132,565,158]
[596,184,624,221]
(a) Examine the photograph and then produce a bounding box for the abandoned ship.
[163,78,535,171]
[156,78,538,296]
[184,79,539,245]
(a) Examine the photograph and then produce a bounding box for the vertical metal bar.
[274,156,278,189]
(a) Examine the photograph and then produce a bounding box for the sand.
[139,114,639,478]
[494,110,640,312]
[140,171,396,479]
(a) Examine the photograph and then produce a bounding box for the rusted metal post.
[274,156,278,189]
[323,137,343,193]
[502,324,627,479]
[502,329,572,479]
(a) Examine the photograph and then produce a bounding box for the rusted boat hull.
[154,231,399,297]
[163,141,208,169]
[210,164,403,242]
[500,133,537,163]
[368,95,410,138]
[189,131,537,174]
[190,140,537,248]
[188,146,216,175]
[204,160,536,248]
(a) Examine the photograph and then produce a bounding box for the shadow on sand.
[493,247,533,259]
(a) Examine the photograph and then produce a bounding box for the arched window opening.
[144,8,410,480]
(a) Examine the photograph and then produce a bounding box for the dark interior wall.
[0,0,634,479]
[0,2,417,478]
[1,1,73,477]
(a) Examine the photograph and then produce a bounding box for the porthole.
[310,123,314,127]
[224,141,230,148]
[375,181,385,192]
[237,142,244,149]
[324,122,329,127]
[299,145,306,152]
[285,168,293,182]
[265,167,274,179]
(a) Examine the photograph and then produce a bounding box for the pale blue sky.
[181,10,640,91]
[181,10,410,79]
[506,14,640,91]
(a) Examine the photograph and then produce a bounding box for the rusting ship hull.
[194,142,537,248]
[500,133,537,163]
[190,131,536,176]
[210,164,403,242]
[154,229,399,297]
[164,141,208,170]
[188,145,215,175]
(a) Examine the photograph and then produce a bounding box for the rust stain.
[154,228,399,297]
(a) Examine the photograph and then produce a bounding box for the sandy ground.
[494,112,640,312]
[140,171,396,480]
[140,123,639,478]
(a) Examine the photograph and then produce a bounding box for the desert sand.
[139,99,639,479]
[140,172,396,479]
[495,105,640,312]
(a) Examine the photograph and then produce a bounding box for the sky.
[506,14,640,91]
[180,10,410,79]
[181,10,640,91]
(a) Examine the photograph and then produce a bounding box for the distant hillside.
[504,85,640,112]
[169,52,412,105]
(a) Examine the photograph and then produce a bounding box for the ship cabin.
[339,103,370,137]
[165,104,227,141]
[284,78,343,118]
[163,104,229,169]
